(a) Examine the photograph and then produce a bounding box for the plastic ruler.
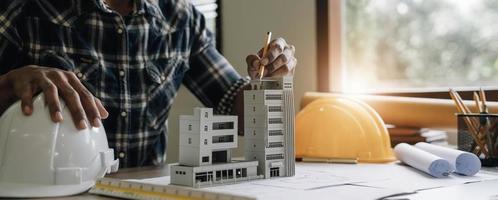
[89,178,256,200]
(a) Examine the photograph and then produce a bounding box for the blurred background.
[166,0,498,163]
[344,0,498,93]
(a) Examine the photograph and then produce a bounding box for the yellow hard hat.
[296,96,395,163]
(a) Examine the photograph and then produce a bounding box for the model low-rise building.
[170,108,261,187]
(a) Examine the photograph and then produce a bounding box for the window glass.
[345,0,498,92]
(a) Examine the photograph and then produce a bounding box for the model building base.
[170,161,262,188]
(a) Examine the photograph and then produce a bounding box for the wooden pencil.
[474,92,482,113]
[479,88,488,113]
[449,89,488,157]
[258,32,272,80]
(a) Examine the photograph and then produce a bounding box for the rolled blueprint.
[415,142,481,176]
[394,143,451,178]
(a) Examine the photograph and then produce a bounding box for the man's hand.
[1,65,108,129]
[246,37,297,79]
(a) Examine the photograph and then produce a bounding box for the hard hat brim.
[0,181,94,198]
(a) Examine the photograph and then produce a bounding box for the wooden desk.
[42,166,170,200]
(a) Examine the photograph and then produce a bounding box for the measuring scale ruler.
[89,178,256,200]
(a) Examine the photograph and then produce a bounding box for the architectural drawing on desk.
[170,108,262,188]
[244,76,296,178]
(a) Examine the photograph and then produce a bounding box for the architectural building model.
[170,108,261,187]
[244,76,295,178]
[170,76,295,187]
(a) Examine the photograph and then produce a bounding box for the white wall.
[167,0,317,163]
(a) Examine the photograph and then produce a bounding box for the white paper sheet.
[124,162,498,200]
[415,142,481,176]
[127,164,370,190]
[385,179,498,200]
[206,183,408,200]
[248,167,367,190]
[352,163,498,192]
[394,143,452,177]
[294,162,498,193]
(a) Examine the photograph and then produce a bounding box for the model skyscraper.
[244,76,295,178]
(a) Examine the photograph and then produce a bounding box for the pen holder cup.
[457,114,498,167]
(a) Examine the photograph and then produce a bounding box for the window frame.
[316,0,498,101]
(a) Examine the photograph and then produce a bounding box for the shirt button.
[117,28,123,34]
[118,152,125,158]
[121,111,127,117]
[119,70,125,77]
[160,75,166,81]
[76,72,83,79]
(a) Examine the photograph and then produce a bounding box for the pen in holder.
[457,114,498,167]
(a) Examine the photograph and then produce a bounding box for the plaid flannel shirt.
[0,0,249,167]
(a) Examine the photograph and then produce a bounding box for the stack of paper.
[389,126,448,146]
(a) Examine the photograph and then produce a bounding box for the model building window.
[188,124,192,131]
[212,150,228,163]
[207,172,213,182]
[268,118,283,124]
[195,172,208,183]
[268,142,284,148]
[204,139,208,145]
[270,167,280,177]
[204,112,208,118]
[265,94,282,100]
[212,122,234,130]
[212,135,234,143]
[268,106,283,112]
[216,170,221,181]
[269,130,283,136]
[266,154,284,160]
[236,168,242,178]
[188,137,192,144]
[204,125,208,131]
[222,170,228,179]
[202,156,209,163]
[242,168,247,177]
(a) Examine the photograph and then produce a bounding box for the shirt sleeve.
[183,3,250,115]
[0,1,28,75]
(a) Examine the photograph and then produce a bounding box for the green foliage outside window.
[345,0,498,92]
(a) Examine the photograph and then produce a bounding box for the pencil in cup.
[457,114,498,166]
[449,90,488,157]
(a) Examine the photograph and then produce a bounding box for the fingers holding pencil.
[246,34,297,79]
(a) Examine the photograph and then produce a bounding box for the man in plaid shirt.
[0,0,296,168]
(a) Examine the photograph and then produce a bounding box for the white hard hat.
[0,94,119,198]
